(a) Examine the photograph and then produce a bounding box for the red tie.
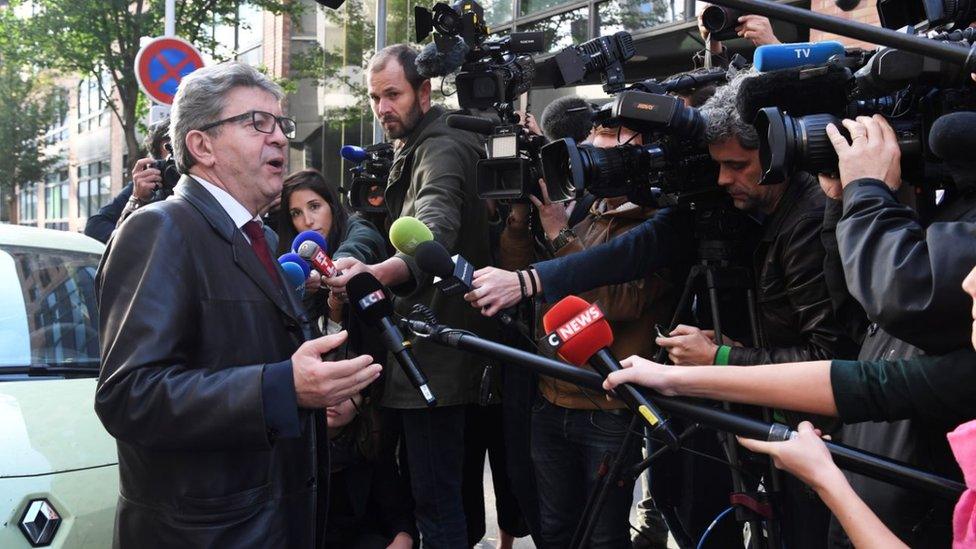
[243,220,282,289]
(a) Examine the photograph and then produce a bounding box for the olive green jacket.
[381,105,497,408]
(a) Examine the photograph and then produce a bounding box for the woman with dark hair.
[275,169,388,327]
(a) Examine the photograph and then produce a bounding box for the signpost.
[135,36,204,107]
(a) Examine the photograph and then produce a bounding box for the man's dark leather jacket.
[728,172,860,364]
[95,177,318,547]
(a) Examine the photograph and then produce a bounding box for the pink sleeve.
[948,419,976,548]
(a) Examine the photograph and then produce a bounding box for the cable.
[696,505,735,549]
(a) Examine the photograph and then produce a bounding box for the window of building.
[77,161,111,219]
[18,183,37,225]
[43,169,68,221]
[517,6,589,51]
[77,75,108,133]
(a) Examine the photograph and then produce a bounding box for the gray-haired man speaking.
[95,62,381,547]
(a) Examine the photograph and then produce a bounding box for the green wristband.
[714,345,731,366]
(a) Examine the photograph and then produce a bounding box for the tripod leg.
[569,416,642,549]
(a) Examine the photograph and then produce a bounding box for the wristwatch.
[548,227,577,252]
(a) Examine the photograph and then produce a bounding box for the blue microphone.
[754,41,846,72]
[280,261,307,298]
[278,253,311,279]
[340,145,369,163]
[292,230,329,256]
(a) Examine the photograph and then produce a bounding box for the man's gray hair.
[700,71,760,150]
[170,62,284,173]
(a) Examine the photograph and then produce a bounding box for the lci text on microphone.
[347,272,437,407]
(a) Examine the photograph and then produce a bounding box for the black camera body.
[150,144,181,200]
[455,33,543,110]
[749,28,976,187]
[344,143,394,214]
[540,91,718,208]
[552,31,637,93]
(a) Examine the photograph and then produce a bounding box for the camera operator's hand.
[826,115,902,192]
[736,15,780,47]
[306,270,322,294]
[656,324,737,365]
[818,174,843,201]
[697,11,726,54]
[466,267,530,317]
[528,179,570,241]
[132,157,161,202]
[737,421,841,492]
[517,110,542,137]
[292,330,382,408]
[603,355,679,395]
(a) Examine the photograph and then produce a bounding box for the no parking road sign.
[135,36,204,106]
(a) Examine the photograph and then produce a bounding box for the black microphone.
[347,272,437,407]
[734,64,852,124]
[540,95,595,142]
[413,240,522,329]
[930,111,976,188]
[416,35,470,78]
[446,114,497,135]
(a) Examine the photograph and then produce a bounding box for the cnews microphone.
[542,296,677,447]
[413,240,522,328]
[753,41,846,72]
[293,230,329,256]
[389,216,434,256]
[347,272,437,407]
[297,241,341,278]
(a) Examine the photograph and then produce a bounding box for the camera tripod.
[568,220,787,549]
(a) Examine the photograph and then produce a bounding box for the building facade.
[11,0,884,233]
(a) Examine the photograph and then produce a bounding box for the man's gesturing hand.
[292,331,382,408]
[465,267,525,317]
[825,115,902,192]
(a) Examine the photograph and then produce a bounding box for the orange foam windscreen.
[542,296,614,366]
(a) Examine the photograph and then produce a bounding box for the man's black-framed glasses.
[197,110,297,139]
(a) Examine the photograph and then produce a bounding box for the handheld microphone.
[292,230,329,255]
[389,216,434,256]
[446,114,498,135]
[734,63,852,124]
[340,145,369,163]
[413,240,522,328]
[280,262,307,297]
[753,41,847,72]
[347,272,437,406]
[277,252,311,279]
[297,241,341,278]
[416,35,470,78]
[542,296,677,446]
[540,96,595,143]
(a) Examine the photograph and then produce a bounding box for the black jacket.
[829,178,976,548]
[95,177,318,548]
[728,172,860,364]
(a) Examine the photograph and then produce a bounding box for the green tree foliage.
[19,0,301,171]
[0,9,59,219]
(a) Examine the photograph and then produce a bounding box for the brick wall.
[810,0,880,48]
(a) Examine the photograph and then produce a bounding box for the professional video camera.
[551,32,637,93]
[742,28,976,186]
[340,143,394,214]
[540,91,721,209]
[150,143,181,200]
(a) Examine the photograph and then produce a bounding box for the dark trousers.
[530,397,639,549]
[462,403,529,546]
[400,405,468,549]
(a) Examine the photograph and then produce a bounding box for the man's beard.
[383,99,424,140]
